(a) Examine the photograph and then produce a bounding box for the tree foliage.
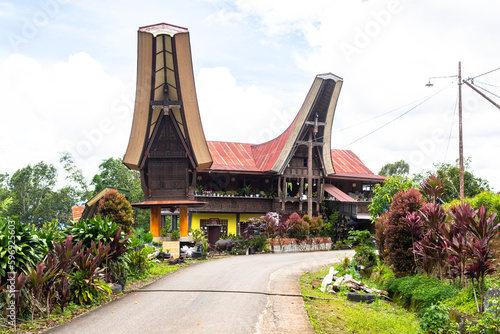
[378,160,410,177]
[369,176,417,220]
[59,152,92,203]
[4,161,75,226]
[414,159,489,203]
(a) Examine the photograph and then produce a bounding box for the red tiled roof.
[330,149,385,181]
[324,184,357,203]
[251,119,296,172]
[207,141,261,172]
[205,141,382,181]
[72,206,84,222]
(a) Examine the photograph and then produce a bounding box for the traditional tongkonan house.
[123,23,385,242]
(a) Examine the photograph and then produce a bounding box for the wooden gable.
[142,115,190,200]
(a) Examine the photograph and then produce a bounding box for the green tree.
[59,152,92,203]
[369,175,417,220]
[0,173,10,203]
[92,157,149,230]
[415,159,489,202]
[378,160,410,177]
[5,162,76,226]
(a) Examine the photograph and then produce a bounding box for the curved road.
[46,250,353,334]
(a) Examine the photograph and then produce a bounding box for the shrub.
[141,232,153,244]
[369,175,417,219]
[35,219,65,254]
[107,260,129,288]
[419,303,457,334]
[70,241,112,305]
[65,216,124,251]
[374,212,388,260]
[97,189,134,234]
[0,216,43,281]
[127,248,151,277]
[384,275,459,313]
[383,188,425,277]
[287,213,309,241]
[308,215,324,237]
[348,230,377,268]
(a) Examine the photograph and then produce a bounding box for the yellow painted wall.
[191,213,238,235]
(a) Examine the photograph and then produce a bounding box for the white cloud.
[196,67,296,144]
[204,8,247,26]
[0,52,134,185]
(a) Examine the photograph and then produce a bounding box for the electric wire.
[340,82,454,149]
[473,80,500,89]
[470,82,500,100]
[337,96,429,132]
[470,66,500,80]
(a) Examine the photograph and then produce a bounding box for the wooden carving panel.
[148,159,187,199]
[150,117,186,158]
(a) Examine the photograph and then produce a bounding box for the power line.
[471,82,500,100]
[470,66,500,80]
[340,82,454,148]
[474,80,500,89]
[337,96,429,132]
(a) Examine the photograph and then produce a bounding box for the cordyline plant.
[419,175,446,204]
[451,203,499,313]
[403,211,424,272]
[417,203,448,279]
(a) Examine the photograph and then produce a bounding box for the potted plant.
[227,190,238,197]
[171,229,180,240]
[259,191,266,198]
[239,184,252,197]
[195,184,203,195]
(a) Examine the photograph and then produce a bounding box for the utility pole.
[458,61,465,201]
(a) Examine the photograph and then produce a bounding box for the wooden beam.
[305,121,327,126]
[296,141,323,146]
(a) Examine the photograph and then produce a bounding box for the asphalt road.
[45,250,354,334]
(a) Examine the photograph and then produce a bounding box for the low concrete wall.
[269,237,332,253]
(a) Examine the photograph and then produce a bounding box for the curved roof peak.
[250,73,343,173]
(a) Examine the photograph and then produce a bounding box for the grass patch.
[300,266,421,334]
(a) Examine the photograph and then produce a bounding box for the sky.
[1,0,499,192]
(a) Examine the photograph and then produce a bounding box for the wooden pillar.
[307,131,313,217]
[150,206,161,237]
[278,176,282,199]
[299,178,304,212]
[180,206,188,237]
[282,176,287,212]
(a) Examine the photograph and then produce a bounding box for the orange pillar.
[150,206,161,237]
[180,206,188,237]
